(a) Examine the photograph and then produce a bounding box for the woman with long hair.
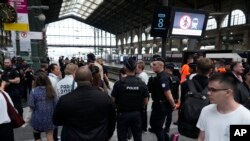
[89,64,103,90]
[28,71,57,141]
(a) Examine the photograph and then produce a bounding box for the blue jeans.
[117,111,142,141]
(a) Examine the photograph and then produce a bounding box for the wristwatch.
[0,4,17,23]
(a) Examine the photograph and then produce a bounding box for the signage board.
[4,23,29,31]
[150,6,171,37]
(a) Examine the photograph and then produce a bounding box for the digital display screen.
[150,6,171,37]
[169,8,208,38]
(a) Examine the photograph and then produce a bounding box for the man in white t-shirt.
[136,60,149,132]
[197,73,250,141]
[136,60,149,84]
[56,63,78,97]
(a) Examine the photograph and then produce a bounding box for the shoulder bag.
[1,90,25,128]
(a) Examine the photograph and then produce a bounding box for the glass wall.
[221,9,246,28]
[46,18,116,46]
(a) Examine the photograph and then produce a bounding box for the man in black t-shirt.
[53,66,116,141]
[111,58,149,141]
[2,58,22,116]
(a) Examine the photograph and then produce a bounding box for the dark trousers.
[0,123,14,141]
[164,105,173,131]
[141,104,148,131]
[150,102,172,141]
[9,91,23,117]
[117,111,142,141]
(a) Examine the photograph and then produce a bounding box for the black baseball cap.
[165,63,175,69]
[124,58,137,71]
[152,54,161,60]
[153,56,165,63]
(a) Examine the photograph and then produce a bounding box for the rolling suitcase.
[170,132,179,141]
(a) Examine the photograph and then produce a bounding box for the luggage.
[170,132,179,141]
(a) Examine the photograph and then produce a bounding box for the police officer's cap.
[153,56,165,63]
[165,63,175,69]
[124,58,137,71]
[152,54,161,60]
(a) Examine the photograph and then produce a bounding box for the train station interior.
[1,1,250,141]
[0,0,250,70]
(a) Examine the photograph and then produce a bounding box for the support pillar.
[161,0,168,58]
[187,39,197,50]
[243,30,250,50]
[215,30,222,50]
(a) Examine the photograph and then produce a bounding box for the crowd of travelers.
[0,52,250,141]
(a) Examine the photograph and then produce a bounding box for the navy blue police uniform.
[111,59,149,141]
[2,67,22,116]
[149,68,173,141]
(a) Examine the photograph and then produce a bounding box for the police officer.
[111,58,149,141]
[2,58,22,116]
[148,56,176,141]
[165,63,180,104]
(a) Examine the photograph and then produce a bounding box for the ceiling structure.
[41,0,221,35]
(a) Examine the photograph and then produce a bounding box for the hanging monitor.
[150,6,171,37]
[168,7,209,38]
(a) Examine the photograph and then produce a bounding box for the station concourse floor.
[15,81,195,141]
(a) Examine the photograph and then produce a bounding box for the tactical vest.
[116,76,145,112]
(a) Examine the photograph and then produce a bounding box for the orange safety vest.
[180,64,190,83]
[217,67,226,73]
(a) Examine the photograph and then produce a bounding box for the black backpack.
[147,76,155,94]
[178,79,210,138]
[169,74,180,96]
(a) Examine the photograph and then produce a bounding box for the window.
[206,17,217,30]
[46,18,115,46]
[221,9,246,28]
[231,9,246,25]
[133,35,138,43]
[118,39,121,45]
[127,37,131,44]
[142,33,146,41]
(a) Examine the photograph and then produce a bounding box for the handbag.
[1,90,25,128]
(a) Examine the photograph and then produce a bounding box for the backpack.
[178,79,210,138]
[169,74,180,97]
[147,76,155,94]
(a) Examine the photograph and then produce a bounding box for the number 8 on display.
[158,18,164,28]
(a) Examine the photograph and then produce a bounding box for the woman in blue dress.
[28,71,57,141]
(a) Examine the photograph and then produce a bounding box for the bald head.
[75,66,92,82]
